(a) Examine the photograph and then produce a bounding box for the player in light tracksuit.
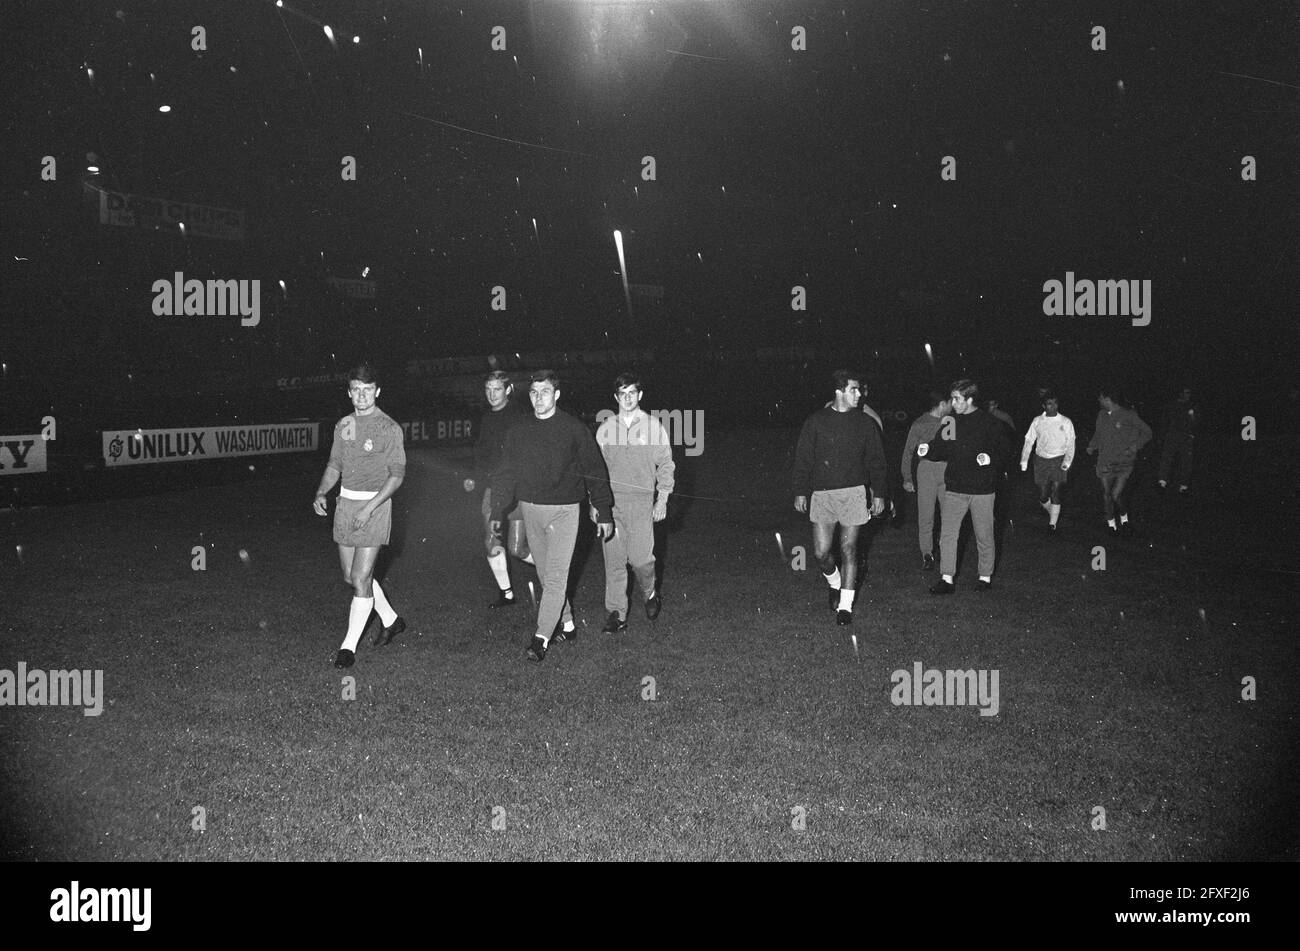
[594,372,676,633]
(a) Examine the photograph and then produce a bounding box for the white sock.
[371,580,398,627]
[1040,499,1051,511]
[942,574,954,584]
[823,567,842,589]
[1120,513,1130,524]
[1107,519,1117,528]
[979,575,992,583]
[487,551,511,591]
[1178,485,1188,492]
[522,552,535,565]
[562,619,575,633]
[838,588,856,611]
[341,596,374,652]
[1158,479,1167,487]
[1048,504,1060,526]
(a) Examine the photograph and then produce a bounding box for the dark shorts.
[1033,454,1067,489]
[333,496,392,547]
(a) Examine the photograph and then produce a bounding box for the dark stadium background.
[2,1,1296,501]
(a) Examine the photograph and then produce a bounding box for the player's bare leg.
[836,523,860,625]
[812,520,839,609]
[1111,470,1133,533]
[335,544,403,667]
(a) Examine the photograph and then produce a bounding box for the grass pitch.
[0,429,1295,860]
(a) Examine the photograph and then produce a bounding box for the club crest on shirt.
[363,438,374,452]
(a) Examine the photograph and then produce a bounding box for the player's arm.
[985,416,1011,470]
[792,416,816,505]
[359,474,403,512]
[1133,412,1153,451]
[578,425,615,537]
[651,420,675,521]
[1062,420,1077,470]
[313,465,341,514]
[466,419,489,492]
[862,418,888,515]
[314,465,341,499]
[489,429,519,529]
[1020,418,1037,470]
[919,427,950,461]
[901,419,921,488]
[313,421,346,512]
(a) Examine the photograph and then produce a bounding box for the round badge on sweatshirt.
[363,438,374,452]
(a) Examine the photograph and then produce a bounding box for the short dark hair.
[951,378,978,400]
[614,371,642,392]
[1041,391,1058,404]
[530,369,561,389]
[831,369,863,394]
[347,360,379,386]
[485,370,512,385]
[928,389,948,410]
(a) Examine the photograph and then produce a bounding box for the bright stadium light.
[613,230,633,319]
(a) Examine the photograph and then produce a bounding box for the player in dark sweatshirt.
[467,370,532,607]
[1157,386,1198,493]
[792,370,888,626]
[491,370,614,662]
[916,379,1010,593]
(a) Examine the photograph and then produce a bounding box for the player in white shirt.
[1019,393,1075,533]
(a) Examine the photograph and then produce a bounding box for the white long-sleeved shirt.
[1021,413,1076,469]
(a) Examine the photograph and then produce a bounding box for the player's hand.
[917,443,929,457]
[903,481,915,493]
[463,478,475,493]
[794,495,808,513]
[1061,463,1070,472]
[352,505,374,531]
[489,519,502,535]
[871,497,886,517]
[313,494,328,516]
[590,505,600,524]
[976,453,991,466]
[598,521,614,541]
[653,498,668,522]
[1020,462,1028,472]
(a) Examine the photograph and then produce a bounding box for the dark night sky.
[1,0,1296,401]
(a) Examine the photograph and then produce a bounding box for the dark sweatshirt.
[473,400,528,482]
[917,408,1009,495]
[1161,399,1199,437]
[792,407,888,499]
[491,409,614,522]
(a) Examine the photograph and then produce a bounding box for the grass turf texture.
[0,429,1296,861]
